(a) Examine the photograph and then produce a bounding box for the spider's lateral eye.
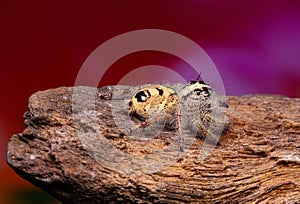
[203,87,212,96]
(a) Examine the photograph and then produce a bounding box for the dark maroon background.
[1,1,300,203]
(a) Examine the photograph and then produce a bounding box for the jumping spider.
[127,80,228,151]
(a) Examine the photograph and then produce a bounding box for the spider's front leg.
[138,120,152,128]
[192,116,222,145]
[135,109,168,131]
[176,107,184,152]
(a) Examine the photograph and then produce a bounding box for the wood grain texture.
[7,86,300,203]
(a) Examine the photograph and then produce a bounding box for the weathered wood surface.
[7,87,300,203]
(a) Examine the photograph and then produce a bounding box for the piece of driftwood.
[7,86,300,203]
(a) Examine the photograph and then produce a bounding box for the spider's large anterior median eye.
[135,91,148,102]
[194,88,202,96]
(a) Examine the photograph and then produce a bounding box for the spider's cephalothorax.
[128,85,179,128]
[178,80,214,115]
[179,80,213,100]
[178,80,228,142]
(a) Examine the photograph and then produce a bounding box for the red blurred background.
[1,1,300,203]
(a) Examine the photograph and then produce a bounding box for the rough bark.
[6,86,300,203]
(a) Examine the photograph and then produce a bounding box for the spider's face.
[180,80,213,101]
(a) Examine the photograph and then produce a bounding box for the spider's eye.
[194,88,202,96]
[194,87,211,97]
[203,91,210,97]
[135,91,148,102]
[202,87,211,97]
